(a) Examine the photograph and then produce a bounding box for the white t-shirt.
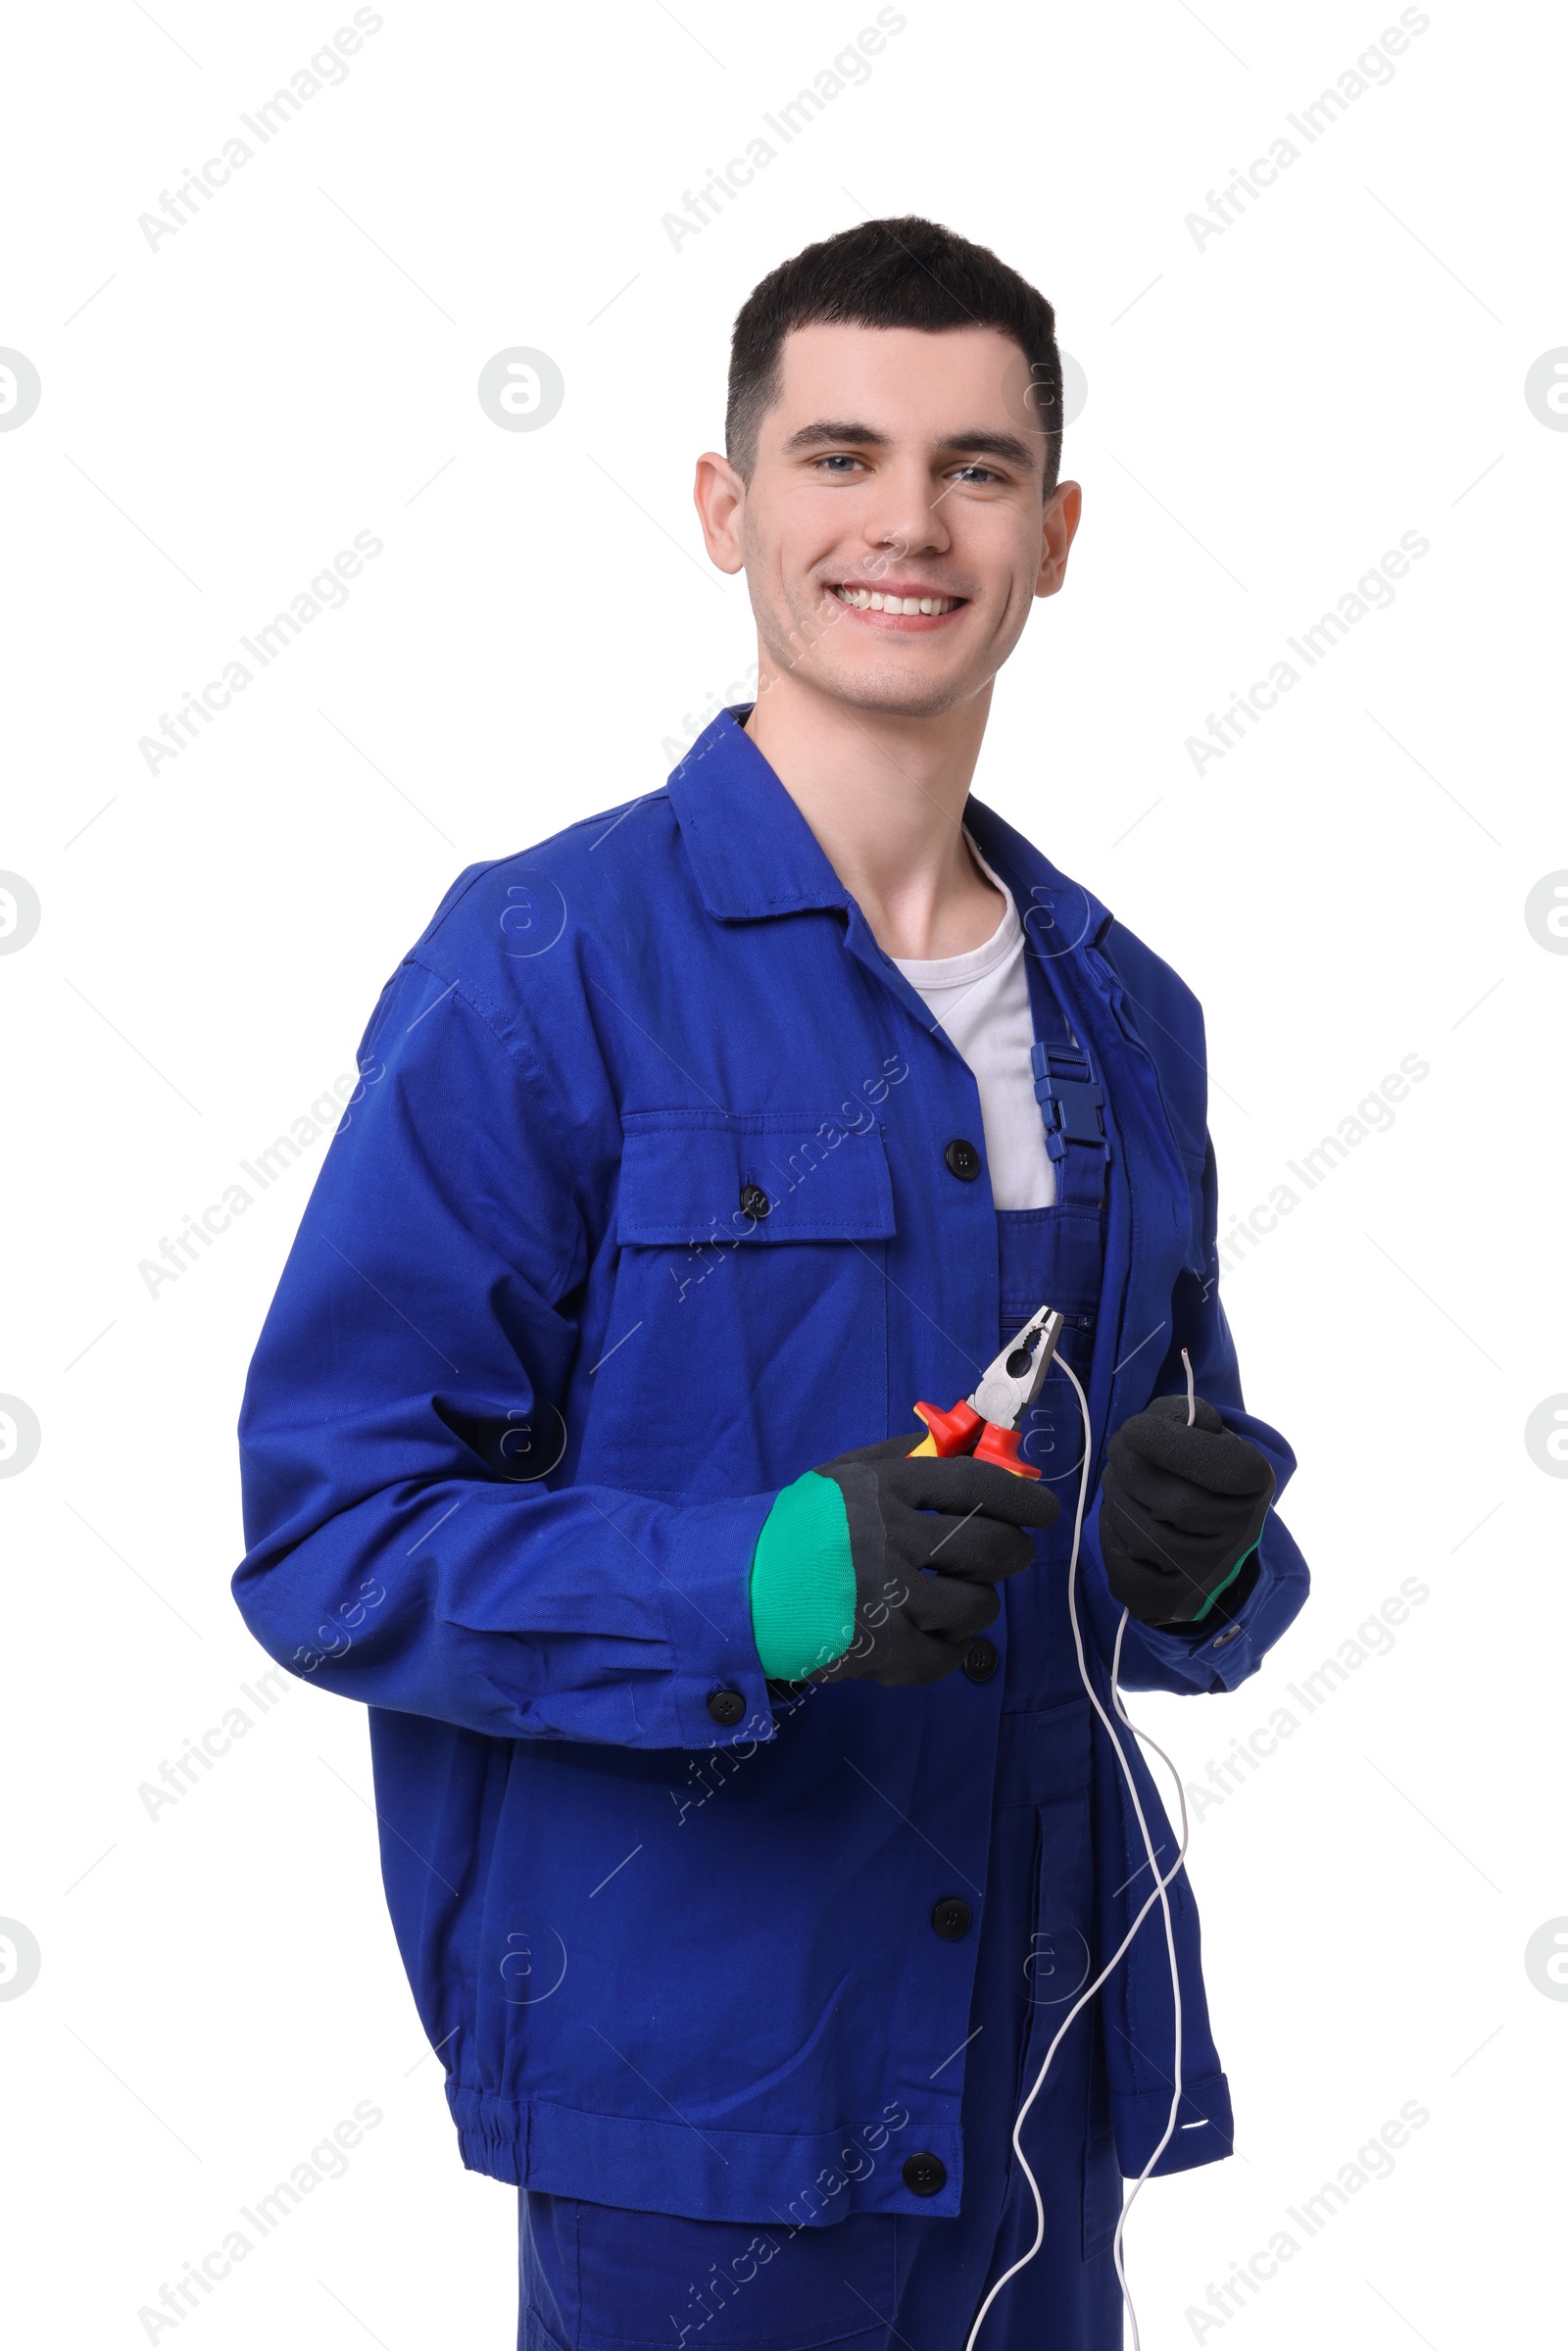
[892,856,1057,1211]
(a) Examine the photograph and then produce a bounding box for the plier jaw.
[911,1302,1067,1480]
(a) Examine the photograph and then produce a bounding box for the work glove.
[1098,1394,1274,1627]
[749,1436,1059,1690]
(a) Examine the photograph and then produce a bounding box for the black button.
[962,1639,998,1683]
[903,2152,947,2196]
[931,1896,972,1940]
[739,1182,770,1221]
[944,1138,982,1182]
[707,1689,746,1726]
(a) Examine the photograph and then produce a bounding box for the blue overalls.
[518,971,1124,2349]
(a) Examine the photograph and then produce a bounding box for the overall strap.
[1030,964,1110,1211]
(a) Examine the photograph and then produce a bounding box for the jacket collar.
[667,707,1119,953]
[665,707,850,921]
[959,800,1113,963]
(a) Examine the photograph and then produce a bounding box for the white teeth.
[837,586,956,614]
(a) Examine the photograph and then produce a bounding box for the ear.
[1034,478,1083,601]
[693,451,748,575]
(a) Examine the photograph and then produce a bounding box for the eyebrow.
[780,418,1039,471]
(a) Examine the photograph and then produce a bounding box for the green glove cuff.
[1186,1539,1259,1626]
[749,1472,858,1681]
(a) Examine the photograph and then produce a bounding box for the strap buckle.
[1031,1042,1106,1165]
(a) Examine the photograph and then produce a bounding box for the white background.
[2,0,1564,2343]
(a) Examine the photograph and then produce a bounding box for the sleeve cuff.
[1084,1492,1282,1691]
[661,1489,783,1745]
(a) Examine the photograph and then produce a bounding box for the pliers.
[908,1302,1067,1481]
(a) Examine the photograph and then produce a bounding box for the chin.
[814,660,976,720]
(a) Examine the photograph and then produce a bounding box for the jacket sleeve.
[232,956,777,1751]
[1079,1136,1310,1694]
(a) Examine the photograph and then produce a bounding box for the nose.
[861,454,953,563]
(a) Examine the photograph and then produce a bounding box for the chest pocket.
[589,1114,896,1499]
[616,1112,896,1247]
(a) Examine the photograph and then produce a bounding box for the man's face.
[702,321,1080,721]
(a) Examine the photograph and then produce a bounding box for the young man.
[235,219,1308,2350]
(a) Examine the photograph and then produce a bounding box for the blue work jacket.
[234,708,1309,2226]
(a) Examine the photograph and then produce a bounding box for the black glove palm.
[808,1437,1060,1689]
[1099,1395,1274,1627]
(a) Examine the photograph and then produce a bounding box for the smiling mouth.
[830,584,966,616]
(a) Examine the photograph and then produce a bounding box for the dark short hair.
[725,216,1062,493]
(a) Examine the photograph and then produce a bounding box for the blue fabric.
[233,706,1309,2230]
[515,1206,1127,2348]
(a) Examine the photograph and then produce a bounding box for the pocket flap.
[616,1114,896,1246]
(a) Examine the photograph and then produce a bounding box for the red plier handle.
[906,1301,1067,1481]
[909,1397,1040,1479]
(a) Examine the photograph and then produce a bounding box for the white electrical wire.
[965,1346,1200,2351]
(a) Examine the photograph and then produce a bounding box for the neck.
[744,660,1004,960]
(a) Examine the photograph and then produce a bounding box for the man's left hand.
[1099,1395,1275,1627]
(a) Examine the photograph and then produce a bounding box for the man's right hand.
[749,1436,1059,1689]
